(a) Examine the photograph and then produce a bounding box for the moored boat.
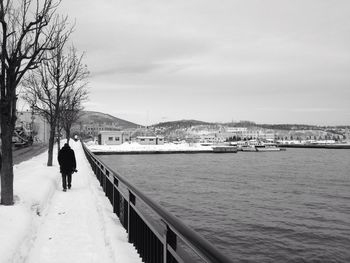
[255,143,283,152]
[241,145,257,152]
[212,146,238,153]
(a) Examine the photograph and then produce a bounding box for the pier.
[88,143,238,155]
[93,150,214,155]
[278,144,350,149]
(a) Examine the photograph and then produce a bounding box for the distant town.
[14,109,350,147]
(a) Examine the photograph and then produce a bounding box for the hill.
[153,119,213,129]
[78,111,140,129]
[151,119,217,140]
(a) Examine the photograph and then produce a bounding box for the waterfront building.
[224,127,275,141]
[199,134,226,144]
[98,131,132,145]
[345,128,350,143]
[16,110,50,143]
[199,128,275,143]
[226,127,247,133]
[136,136,164,145]
[82,122,123,137]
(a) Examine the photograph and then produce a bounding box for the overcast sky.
[59,0,350,126]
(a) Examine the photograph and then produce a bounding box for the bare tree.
[22,45,88,166]
[0,0,68,205]
[60,81,88,144]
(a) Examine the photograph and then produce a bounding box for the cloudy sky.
[59,0,350,125]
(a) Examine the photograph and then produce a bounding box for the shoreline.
[278,144,350,149]
[87,142,350,155]
[93,150,222,155]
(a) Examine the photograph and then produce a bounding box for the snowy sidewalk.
[0,141,142,263]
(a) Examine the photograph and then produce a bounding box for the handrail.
[82,141,232,263]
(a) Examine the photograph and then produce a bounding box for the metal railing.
[82,142,232,263]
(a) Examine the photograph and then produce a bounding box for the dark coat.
[58,144,76,174]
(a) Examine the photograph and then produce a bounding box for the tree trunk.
[66,129,70,144]
[57,119,61,155]
[47,127,55,166]
[57,136,60,156]
[0,113,14,205]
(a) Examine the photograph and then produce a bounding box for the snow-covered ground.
[88,142,214,152]
[0,141,142,263]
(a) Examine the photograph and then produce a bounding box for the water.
[99,149,350,262]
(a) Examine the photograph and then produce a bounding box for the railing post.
[113,177,119,215]
[163,225,177,263]
[163,227,167,263]
[103,169,107,193]
[128,191,136,243]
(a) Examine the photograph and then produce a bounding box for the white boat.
[200,142,214,146]
[255,143,283,152]
[241,145,257,152]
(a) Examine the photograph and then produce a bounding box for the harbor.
[86,128,350,156]
[99,145,350,262]
[90,140,350,155]
[87,142,287,155]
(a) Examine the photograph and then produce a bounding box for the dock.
[88,143,240,155]
[93,150,214,155]
[278,144,350,149]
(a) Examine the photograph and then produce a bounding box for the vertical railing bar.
[160,239,164,263]
[145,227,148,263]
[140,220,144,258]
[142,221,146,260]
[149,228,152,263]
[125,195,129,231]
[163,226,167,263]
[128,190,132,242]
[117,191,120,217]
[135,211,139,252]
[147,226,151,263]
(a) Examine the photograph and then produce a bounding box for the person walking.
[58,143,77,192]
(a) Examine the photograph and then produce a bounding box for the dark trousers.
[61,173,72,190]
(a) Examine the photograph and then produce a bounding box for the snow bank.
[88,142,213,152]
[0,147,60,262]
[0,141,142,263]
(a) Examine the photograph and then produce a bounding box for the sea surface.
[99,149,350,262]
